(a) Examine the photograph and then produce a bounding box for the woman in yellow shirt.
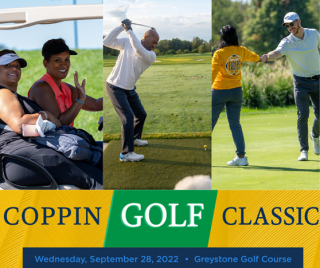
[212,25,265,166]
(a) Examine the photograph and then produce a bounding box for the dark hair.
[42,38,66,61]
[217,25,239,50]
[0,49,17,57]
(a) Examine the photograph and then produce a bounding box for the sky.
[0,0,103,51]
[103,0,211,42]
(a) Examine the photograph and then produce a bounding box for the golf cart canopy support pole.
[0,4,102,30]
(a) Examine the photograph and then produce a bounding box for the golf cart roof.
[0,4,102,30]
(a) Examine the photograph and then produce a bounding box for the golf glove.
[121,19,132,31]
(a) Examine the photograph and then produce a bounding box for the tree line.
[154,37,211,56]
[103,36,211,57]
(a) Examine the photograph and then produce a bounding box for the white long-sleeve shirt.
[103,26,156,90]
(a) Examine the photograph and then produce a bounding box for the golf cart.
[0,4,102,190]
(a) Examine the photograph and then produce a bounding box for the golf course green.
[212,109,320,190]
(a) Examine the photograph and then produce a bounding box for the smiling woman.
[0,49,102,189]
[28,38,103,127]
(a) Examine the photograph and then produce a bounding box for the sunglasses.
[285,20,297,29]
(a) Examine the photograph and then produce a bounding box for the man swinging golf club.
[104,19,159,162]
[261,12,320,161]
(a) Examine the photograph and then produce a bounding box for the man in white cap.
[261,12,320,161]
[103,19,159,162]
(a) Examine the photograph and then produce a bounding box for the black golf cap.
[43,41,77,60]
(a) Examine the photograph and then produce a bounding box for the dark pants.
[3,143,103,189]
[212,87,245,156]
[106,83,147,153]
[293,75,320,152]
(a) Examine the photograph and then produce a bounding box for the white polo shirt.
[276,28,320,77]
[103,26,156,90]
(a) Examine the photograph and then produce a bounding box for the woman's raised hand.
[74,71,87,102]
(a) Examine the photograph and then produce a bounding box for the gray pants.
[293,75,320,152]
[212,87,245,156]
[106,83,147,153]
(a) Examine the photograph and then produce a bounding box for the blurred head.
[217,25,239,50]
[42,39,77,80]
[0,50,27,85]
[141,30,159,51]
[174,175,212,190]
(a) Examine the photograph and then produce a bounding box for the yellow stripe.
[209,191,320,268]
[0,190,113,268]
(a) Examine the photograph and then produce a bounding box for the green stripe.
[103,191,116,247]
[104,190,218,247]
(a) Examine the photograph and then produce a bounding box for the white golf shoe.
[134,139,148,146]
[227,156,249,166]
[120,152,144,162]
[298,151,308,161]
[310,133,320,155]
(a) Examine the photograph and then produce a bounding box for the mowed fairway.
[212,111,320,190]
[104,53,211,136]
[104,138,211,189]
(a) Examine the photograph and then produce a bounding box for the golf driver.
[131,22,156,31]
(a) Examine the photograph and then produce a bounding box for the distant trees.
[154,48,161,56]
[242,0,318,55]
[198,45,205,54]
[103,35,210,56]
[154,37,210,55]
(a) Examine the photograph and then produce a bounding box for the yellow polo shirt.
[212,46,260,89]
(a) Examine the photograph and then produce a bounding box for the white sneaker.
[120,152,144,162]
[134,139,148,146]
[227,156,249,166]
[310,133,320,155]
[298,151,308,161]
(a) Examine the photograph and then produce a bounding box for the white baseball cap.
[0,53,27,68]
[282,12,300,27]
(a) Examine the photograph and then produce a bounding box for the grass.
[103,52,211,67]
[229,105,297,115]
[104,138,211,189]
[104,59,211,138]
[212,111,320,190]
[104,132,211,142]
[16,49,103,141]
[241,61,294,108]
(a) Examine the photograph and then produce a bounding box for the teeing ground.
[104,138,211,189]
